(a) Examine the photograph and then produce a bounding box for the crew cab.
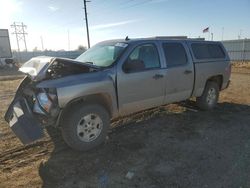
[4,37,231,151]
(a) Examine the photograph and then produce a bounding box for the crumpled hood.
[19,56,99,81]
[19,56,54,79]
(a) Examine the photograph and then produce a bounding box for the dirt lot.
[0,63,250,188]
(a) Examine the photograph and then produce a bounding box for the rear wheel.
[196,81,219,110]
[61,104,110,151]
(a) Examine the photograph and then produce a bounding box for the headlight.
[33,92,57,114]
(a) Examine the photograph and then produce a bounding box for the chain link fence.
[222,39,250,61]
[12,50,83,64]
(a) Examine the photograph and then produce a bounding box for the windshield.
[75,42,128,67]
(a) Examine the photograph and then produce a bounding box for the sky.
[0,0,249,51]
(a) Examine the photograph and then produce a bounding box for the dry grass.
[232,61,250,74]
[0,68,250,188]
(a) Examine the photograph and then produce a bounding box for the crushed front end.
[4,56,98,145]
[4,76,60,144]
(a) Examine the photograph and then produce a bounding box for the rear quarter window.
[191,43,225,60]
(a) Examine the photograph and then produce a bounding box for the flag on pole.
[203,27,209,33]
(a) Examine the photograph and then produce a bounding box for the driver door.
[117,43,165,116]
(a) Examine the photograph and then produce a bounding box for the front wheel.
[196,81,219,110]
[61,104,110,151]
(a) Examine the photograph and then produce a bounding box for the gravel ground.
[0,65,250,188]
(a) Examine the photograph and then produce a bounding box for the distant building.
[0,29,12,59]
[0,29,13,68]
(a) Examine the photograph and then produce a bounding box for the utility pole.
[83,0,90,48]
[221,27,224,41]
[21,22,28,51]
[67,29,70,51]
[40,36,44,51]
[238,29,242,39]
[13,23,20,53]
[11,22,28,52]
[242,38,245,62]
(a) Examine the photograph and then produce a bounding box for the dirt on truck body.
[4,37,231,151]
[0,63,250,187]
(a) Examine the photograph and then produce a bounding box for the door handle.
[153,74,164,79]
[184,70,192,74]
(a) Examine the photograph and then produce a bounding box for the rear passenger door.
[161,41,194,104]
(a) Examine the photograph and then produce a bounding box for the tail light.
[225,63,232,75]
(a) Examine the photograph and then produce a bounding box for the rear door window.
[162,42,188,67]
[191,43,225,60]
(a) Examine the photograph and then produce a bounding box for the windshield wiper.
[78,61,104,69]
[81,61,104,69]
[82,61,94,65]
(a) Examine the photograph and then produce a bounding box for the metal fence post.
[242,39,245,62]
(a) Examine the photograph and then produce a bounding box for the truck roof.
[99,36,221,45]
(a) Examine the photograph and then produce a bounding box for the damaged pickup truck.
[4,37,231,151]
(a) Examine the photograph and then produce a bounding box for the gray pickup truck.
[4,37,231,151]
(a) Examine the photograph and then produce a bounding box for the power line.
[90,1,120,15]
[39,0,152,41]
[124,0,153,9]
[83,0,91,48]
[89,0,153,17]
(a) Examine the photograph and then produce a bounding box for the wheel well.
[207,75,223,90]
[58,93,113,126]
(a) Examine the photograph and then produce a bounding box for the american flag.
[203,27,209,33]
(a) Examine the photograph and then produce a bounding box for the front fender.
[36,69,118,117]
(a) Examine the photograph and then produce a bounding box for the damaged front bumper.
[4,56,98,145]
[4,76,60,145]
[5,97,44,145]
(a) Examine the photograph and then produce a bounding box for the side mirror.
[123,59,145,73]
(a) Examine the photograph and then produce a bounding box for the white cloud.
[90,19,140,30]
[147,0,169,4]
[48,5,59,12]
[0,0,23,28]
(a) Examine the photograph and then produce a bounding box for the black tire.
[61,104,110,151]
[196,81,219,110]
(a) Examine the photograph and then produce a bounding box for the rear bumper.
[5,98,44,145]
